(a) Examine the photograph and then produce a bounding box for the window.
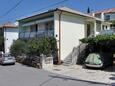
[45,21,53,30]
[110,24,115,29]
[30,24,38,32]
[105,15,110,21]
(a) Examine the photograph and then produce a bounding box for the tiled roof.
[95,8,115,14]
[0,22,18,28]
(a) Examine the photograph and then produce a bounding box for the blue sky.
[0,0,115,24]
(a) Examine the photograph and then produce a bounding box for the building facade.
[93,8,115,30]
[18,7,105,63]
[0,22,19,53]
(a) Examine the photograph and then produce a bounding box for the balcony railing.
[19,30,54,39]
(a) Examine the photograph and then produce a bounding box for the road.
[0,63,112,86]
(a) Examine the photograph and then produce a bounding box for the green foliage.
[26,39,40,56]
[26,37,52,56]
[10,37,57,57]
[10,39,27,57]
[80,34,115,44]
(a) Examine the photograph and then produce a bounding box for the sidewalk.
[44,64,115,84]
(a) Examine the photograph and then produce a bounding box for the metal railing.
[19,30,54,39]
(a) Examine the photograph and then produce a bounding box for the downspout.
[58,10,63,64]
[3,26,6,53]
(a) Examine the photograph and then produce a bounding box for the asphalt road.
[0,63,112,86]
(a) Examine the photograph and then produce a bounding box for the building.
[93,8,115,30]
[0,22,19,53]
[18,7,105,63]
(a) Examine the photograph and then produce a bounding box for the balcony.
[19,30,54,39]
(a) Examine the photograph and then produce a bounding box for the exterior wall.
[104,13,115,21]
[54,11,85,60]
[4,28,18,53]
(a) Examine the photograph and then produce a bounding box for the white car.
[0,54,15,65]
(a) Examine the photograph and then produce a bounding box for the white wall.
[54,12,85,60]
[4,28,19,53]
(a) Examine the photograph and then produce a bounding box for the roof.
[95,8,115,14]
[18,6,102,21]
[0,22,18,28]
[57,7,93,18]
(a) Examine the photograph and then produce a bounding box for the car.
[84,53,104,69]
[0,54,15,65]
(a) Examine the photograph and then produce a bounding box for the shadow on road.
[104,66,115,72]
[109,74,115,86]
[48,75,110,86]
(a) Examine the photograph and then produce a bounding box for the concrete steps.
[63,43,87,66]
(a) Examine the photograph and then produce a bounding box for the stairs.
[63,44,87,66]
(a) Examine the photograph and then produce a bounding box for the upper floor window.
[30,24,38,32]
[105,15,110,21]
[45,21,54,30]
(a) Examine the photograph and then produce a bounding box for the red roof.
[95,8,115,14]
[0,22,17,28]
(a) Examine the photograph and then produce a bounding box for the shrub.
[10,39,27,57]
[80,34,115,44]
[38,37,51,56]
[10,37,58,67]
[10,37,57,57]
[26,39,40,56]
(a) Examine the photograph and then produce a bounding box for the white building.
[92,8,115,30]
[0,22,19,53]
[18,7,105,63]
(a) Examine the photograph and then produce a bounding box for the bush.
[26,37,57,56]
[26,39,40,56]
[10,37,58,57]
[80,34,115,44]
[10,39,27,57]
[38,37,51,56]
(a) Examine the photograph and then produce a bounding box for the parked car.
[0,54,15,65]
[84,53,104,69]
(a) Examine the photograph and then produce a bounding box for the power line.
[33,0,69,13]
[0,0,24,18]
[0,0,69,23]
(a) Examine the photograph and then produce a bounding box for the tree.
[10,39,27,57]
[87,7,91,13]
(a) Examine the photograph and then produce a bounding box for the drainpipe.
[3,26,6,53]
[58,11,63,64]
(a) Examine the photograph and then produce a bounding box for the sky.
[0,0,115,24]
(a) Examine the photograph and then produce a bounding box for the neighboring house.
[0,22,19,53]
[92,8,115,30]
[18,7,105,63]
